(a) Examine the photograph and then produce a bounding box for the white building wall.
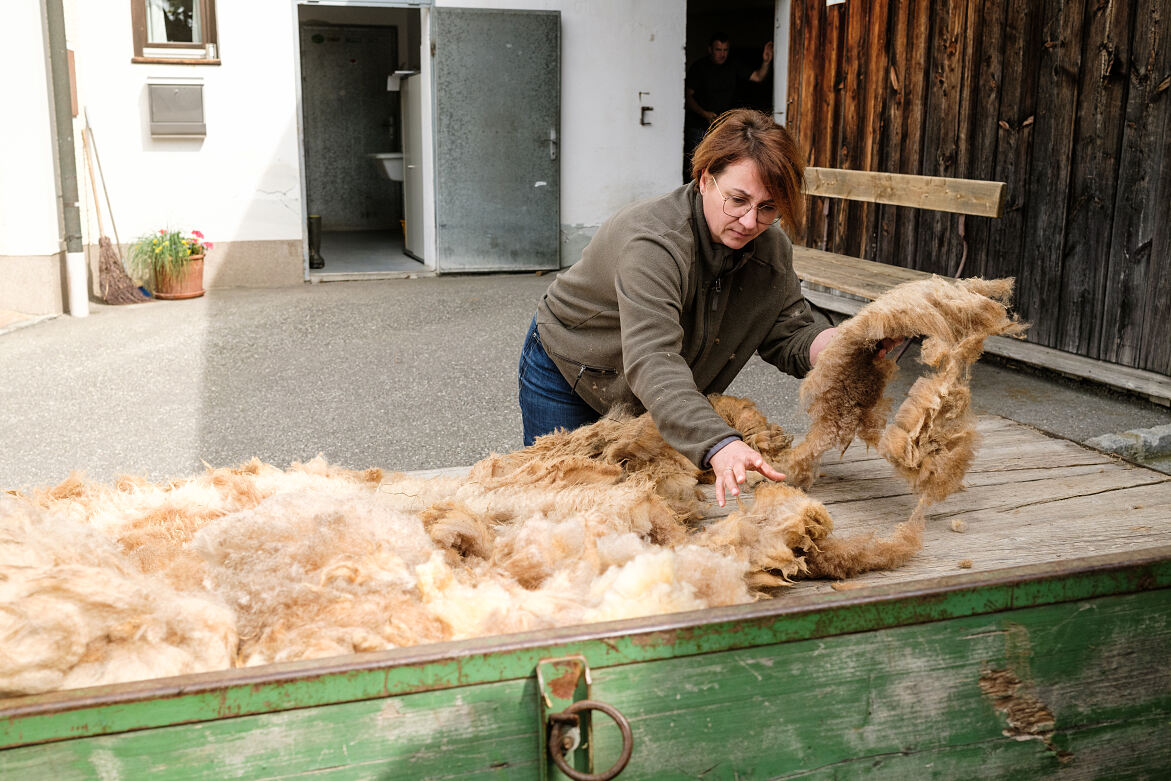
[69,0,305,287]
[0,2,64,258]
[0,1,68,314]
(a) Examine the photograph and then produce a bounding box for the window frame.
[131,0,220,64]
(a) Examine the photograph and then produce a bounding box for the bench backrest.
[803,167,1006,218]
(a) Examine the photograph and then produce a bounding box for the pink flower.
[204,242,214,249]
[158,229,167,235]
[192,230,204,239]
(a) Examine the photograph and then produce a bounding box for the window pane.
[145,0,203,44]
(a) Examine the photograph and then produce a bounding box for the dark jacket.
[536,181,826,467]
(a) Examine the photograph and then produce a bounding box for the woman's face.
[698,158,775,250]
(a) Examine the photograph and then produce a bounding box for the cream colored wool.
[191,490,449,666]
[0,496,237,697]
[0,451,757,694]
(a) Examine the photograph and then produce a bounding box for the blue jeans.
[518,316,601,446]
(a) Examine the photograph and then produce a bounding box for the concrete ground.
[2,273,1170,490]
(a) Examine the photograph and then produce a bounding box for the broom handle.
[80,127,107,238]
[83,109,121,253]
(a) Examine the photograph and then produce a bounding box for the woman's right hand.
[708,439,786,508]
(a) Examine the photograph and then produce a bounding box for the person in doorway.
[684,33,774,182]
[518,109,901,507]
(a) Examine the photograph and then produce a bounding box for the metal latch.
[536,656,633,781]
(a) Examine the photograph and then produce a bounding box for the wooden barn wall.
[786,0,1170,375]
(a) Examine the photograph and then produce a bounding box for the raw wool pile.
[0,495,236,696]
[0,396,871,698]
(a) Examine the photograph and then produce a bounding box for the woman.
[518,109,839,507]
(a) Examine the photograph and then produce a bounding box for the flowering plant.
[186,229,214,256]
[126,228,213,284]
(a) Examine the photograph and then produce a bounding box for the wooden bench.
[793,166,1005,312]
[794,167,1171,406]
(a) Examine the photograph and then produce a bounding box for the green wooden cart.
[3,417,1169,779]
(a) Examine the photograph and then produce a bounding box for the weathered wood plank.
[589,592,1171,779]
[811,2,845,250]
[895,0,930,271]
[804,168,1006,217]
[874,0,912,268]
[980,335,1171,404]
[860,0,891,262]
[1134,0,1171,377]
[785,0,805,133]
[917,0,969,276]
[985,0,1040,288]
[967,0,1007,280]
[950,0,986,280]
[1099,0,1166,368]
[1020,0,1085,348]
[1060,0,1131,361]
[835,0,870,258]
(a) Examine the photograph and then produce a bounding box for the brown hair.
[690,109,805,234]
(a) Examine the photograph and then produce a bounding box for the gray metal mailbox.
[148,82,205,136]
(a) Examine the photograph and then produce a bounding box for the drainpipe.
[43,0,88,316]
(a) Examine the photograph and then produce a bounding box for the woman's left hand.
[708,440,786,507]
[810,328,905,364]
[876,337,904,360]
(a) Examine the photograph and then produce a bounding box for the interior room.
[296,3,424,278]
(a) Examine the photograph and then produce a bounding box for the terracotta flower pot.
[153,254,205,300]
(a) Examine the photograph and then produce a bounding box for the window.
[131,0,219,63]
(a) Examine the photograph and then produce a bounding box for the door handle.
[549,128,558,161]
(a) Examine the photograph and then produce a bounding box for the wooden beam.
[804,166,1007,217]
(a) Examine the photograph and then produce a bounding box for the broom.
[80,119,147,304]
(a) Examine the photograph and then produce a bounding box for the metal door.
[402,73,424,260]
[432,8,560,272]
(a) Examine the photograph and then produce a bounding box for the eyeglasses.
[710,176,780,226]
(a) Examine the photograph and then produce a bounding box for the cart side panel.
[1,590,1167,779]
[590,588,1171,779]
[0,677,540,779]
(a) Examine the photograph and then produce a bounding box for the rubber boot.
[308,214,325,269]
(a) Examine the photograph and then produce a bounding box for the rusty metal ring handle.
[547,699,634,781]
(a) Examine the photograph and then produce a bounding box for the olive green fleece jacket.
[536,181,829,468]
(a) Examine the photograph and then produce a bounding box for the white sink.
[368,152,404,182]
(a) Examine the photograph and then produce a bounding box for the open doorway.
[683,0,777,183]
[296,4,424,279]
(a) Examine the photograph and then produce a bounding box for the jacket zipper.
[698,260,728,355]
